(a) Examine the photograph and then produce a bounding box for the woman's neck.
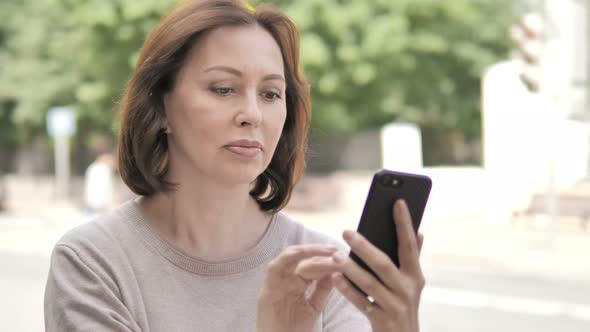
[138,176,272,261]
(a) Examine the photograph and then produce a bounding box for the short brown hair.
[117,0,311,212]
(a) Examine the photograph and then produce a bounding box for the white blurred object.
[84,154,115,213]
[482,61,550,210]
[482,60,590,222]
[381,122,423,173]
[553,120,590,187]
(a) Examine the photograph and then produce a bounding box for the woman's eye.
[210,87,233,96]
[262,91,281,101]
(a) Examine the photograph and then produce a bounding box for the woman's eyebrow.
[261,74,285,83]
[204,65,242,76]
[203,65,285,82]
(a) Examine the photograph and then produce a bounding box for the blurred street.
[1,169,589,331]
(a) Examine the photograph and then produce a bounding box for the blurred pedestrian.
[44,1,426,331]
[83,153,114,215]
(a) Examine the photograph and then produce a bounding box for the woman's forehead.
[187,25,285,75]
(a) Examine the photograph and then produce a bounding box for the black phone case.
[349,169,432,282]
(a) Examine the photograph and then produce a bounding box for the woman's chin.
[215,166,266,186]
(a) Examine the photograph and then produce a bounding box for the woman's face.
[163,25,287,185]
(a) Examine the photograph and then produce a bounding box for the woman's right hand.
[256,244,339,332]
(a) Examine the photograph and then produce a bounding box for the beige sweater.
[44,200,371,331]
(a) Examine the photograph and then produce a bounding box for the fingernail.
[396,199,406,214]
[342,230,355,241]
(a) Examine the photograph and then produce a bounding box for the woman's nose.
[235,91,262,127]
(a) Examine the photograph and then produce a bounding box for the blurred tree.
[0,0,511,162]
[268,0,511,141]
[0,0,177,148]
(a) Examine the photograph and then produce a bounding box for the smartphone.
[348,169,432,289]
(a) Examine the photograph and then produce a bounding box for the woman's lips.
[225,145,261,157]
[224,139,262,158]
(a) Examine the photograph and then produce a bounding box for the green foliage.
[273,0,512,138]
[0,0,511,148]
[0,0,178,145]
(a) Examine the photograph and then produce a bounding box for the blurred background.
[1,0,589,331]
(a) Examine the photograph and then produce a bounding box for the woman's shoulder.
[52,201,138,259]
[275,212,349,251]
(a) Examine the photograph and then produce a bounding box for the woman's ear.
[162,118,172,134]
[162,93,172,134]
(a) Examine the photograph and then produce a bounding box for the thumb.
[307,275,334,312]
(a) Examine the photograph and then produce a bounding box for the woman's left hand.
[331,199,425,332]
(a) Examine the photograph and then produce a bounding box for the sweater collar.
[120,200,286,276]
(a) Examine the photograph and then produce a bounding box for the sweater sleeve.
[322,288,372,331]
[44,244,141,332]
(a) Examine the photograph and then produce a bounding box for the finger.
[294,256,340,281]
[417,232,424,256]
[307,275,334,312]
[394,200,420,273]
[331,272,384,317]
[268,245,338,275]
[341,230,403,292]
[332,251,394,307]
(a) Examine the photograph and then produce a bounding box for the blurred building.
[480,0,590,221]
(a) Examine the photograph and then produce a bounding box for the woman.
[44,1,426,331]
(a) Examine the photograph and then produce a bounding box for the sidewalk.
[287,207,590,280]
[1,169,589,281]
[0,199,84,257]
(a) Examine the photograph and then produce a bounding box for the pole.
[542,0,559,247]
[54,135,70,199]
[47,106,75,199]
[587,0,590,177]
